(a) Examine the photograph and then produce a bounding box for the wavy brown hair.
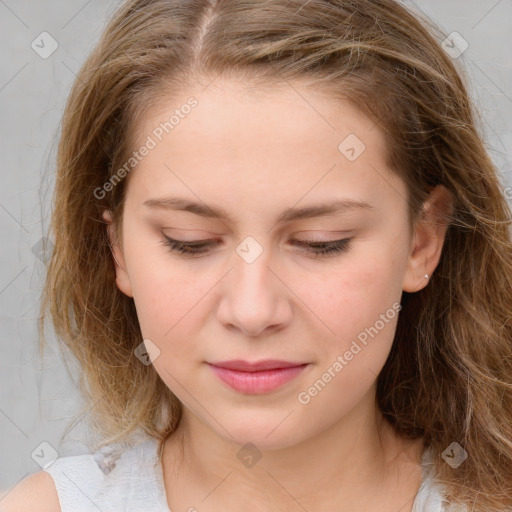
[40,0,512,510]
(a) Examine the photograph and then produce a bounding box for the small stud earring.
[425,274,430,280]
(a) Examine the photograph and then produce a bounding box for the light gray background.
[0,0,511,496]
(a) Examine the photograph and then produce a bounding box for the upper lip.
[208,360,308,372]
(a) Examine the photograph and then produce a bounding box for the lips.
[207,360,310,394]
[209,359,306,371]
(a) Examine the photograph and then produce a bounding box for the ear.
[102,210,134,298]
[402,185,453,293]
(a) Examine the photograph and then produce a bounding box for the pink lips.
[207,359,309,394]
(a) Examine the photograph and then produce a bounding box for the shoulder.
[5,435,169,512]
[0,471,61,512]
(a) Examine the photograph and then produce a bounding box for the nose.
[216,242,293,337]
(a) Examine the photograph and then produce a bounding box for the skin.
[107,77,452,512]
[1,77,452,512]
[103,77,453,512]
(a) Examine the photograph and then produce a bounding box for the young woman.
[3,0,512,511]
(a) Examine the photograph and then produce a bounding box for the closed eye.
[160,235,353,257]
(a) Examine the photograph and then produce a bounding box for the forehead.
[135,77,384,152]
[125,77,404,216]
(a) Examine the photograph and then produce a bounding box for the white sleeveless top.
[43,434,457,511]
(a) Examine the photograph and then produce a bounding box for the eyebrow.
[143,196,375,224]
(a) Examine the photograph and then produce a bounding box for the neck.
[161,390,425,511]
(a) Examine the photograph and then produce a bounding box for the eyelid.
[292,231,353,241]
[159,231,355,250]
[160,230,222,244]
[160,233,353,258]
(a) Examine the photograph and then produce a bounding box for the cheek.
[129,269,208,388]
[130,269,204,342]
[120,223,205,337]
[290,251,405,405]
[300,253,402,339]
[292,264,402,422]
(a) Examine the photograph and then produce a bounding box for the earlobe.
[102,210,134,298]
[402,185,453,293]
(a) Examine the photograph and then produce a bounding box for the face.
[105,77,446,450]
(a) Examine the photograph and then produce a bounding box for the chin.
[215,415,309,452]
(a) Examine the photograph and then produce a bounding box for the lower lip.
[208,364,309,394]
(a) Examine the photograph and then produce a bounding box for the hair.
[39,0,512,510]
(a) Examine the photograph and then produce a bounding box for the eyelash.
[160,235,353,257]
